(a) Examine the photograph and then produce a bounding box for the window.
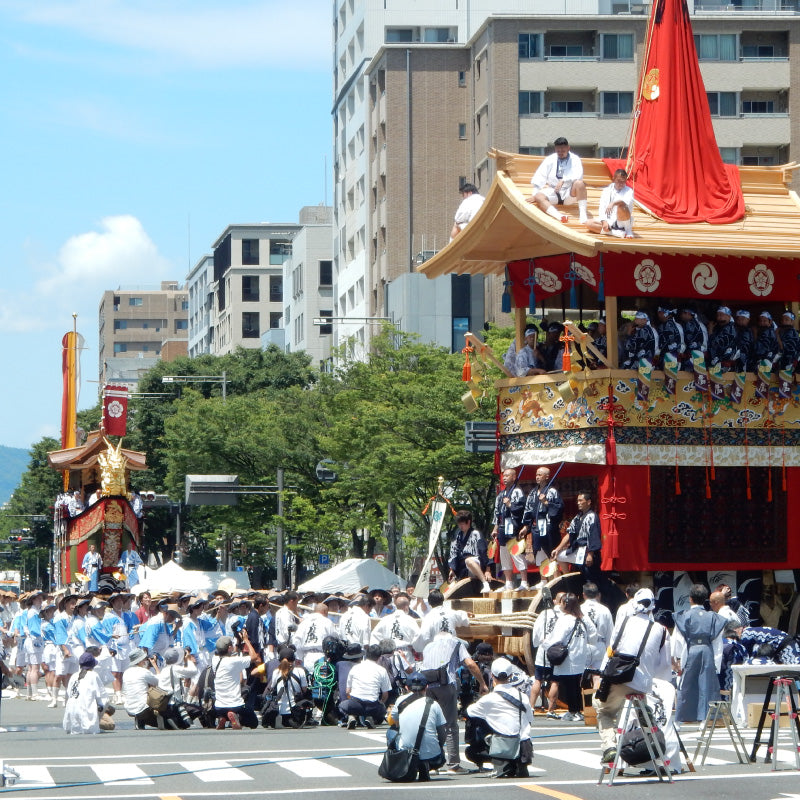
[242,239,259,265]
[742,154,777,166]
[270,312,282,329]
[386,28,414,43]
[706,92,737,117]
[458,123,467,139]
[181,300,189,310]
[113,343,127,353]
[602,33,633,60]
[602,92,633,116]
[423,27,453,43]
[270,275,283,302]
[128,297,143,306]
[458,70,466,87]
[319,260,333,287]
[113,320,127,331]
[548,45,583,58]
[518,33,541,59]
[719,147,738,164]
[269,240,292,265]
[742,99,775,114]
[242,312,260,339]
[519,146,546,155]
[175,320,188,330]
[694,34,736,61]
[242,275,260,301]
[452,317,469,354]
[319,309,333,335]
[549,101,584,114]
[742,44,774,59]
[519,91,542,115]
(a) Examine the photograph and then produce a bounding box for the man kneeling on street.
[340,643,392,728]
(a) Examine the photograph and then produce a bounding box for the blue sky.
[0,0,331,449]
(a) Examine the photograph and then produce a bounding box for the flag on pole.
[102,385,129,436]
[413,501,448,599]
[61,329,85,449]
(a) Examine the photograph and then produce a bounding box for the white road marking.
[177,760,253,782]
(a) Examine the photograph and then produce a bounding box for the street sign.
[319,554,330,566]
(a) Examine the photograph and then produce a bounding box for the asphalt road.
[0,693,799,800]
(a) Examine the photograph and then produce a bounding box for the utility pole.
[276,468,285,588]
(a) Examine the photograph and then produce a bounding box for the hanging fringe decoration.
[461,342,473,382]
[744,414,751,501]
[525,259,537,315]
[767,419,773,502]
[501,266,512,314]
[597,254,605,304]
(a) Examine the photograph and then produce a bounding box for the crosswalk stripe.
[92,764,153,785]
[353,754,385,767]
[178,760,253,782]
[13,765,55,789]
[536,748,604,770]
[277,758,351,778]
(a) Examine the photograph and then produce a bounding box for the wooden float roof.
[47,429,147,472]
[417,149,800,280]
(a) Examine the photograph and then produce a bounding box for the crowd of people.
[0,549,797,781]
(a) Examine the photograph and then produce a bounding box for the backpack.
[196,661,220,729]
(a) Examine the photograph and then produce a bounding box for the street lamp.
[162,371,227,402]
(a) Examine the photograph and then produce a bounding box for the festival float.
[422,0,800,654]
[46,323,143,589]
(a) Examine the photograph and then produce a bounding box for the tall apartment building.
[279,206,335,367]
[97,282,189,390]
[208,223,300,356]
[186,255,214,358]
[336,0,800,339]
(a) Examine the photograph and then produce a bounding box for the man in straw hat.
[122,647,162,729]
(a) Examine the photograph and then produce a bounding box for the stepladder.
[598,692,674,786]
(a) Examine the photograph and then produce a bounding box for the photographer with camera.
[211,628,261,729]
[156,646,199,729]
[122,648,163,729]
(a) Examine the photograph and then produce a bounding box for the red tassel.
[461,344,473,382]
[768,469,773,502]
[647,466,651,497]
[746,473,752,501]
[782,465,787,492]
[605,429,617,466]
[675,464,681,495]
[705,466,711,499]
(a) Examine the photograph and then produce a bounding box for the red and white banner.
[102,385,128,437]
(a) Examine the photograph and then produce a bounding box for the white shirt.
[598,182,634,226]
[370,610,421,652]
[602,613,672,693]
[211,654,251,709]
[543,613,598,676]
[338,606,372,647]
[291,612,336,657]
[275,606,299,645]
[467,685,533,739]
[531,152,583,193]
[581,599,614,670]
[421,633,471,683]
[417,606,470,650]
[453,193,485,230]
[346,658,392,702]
[122,664,159,716]
[531,606,561,667]
[157,662,198,695]
[269,667,308,714]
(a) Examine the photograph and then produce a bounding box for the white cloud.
[0,215,174,334]
[37,215,172,296]
[2,0,330,71]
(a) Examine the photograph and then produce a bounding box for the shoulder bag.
[546,619,580,666]
[603,619,654,685]
[487,689,525,761]
[146,684,171,715]
[378,697,434,782]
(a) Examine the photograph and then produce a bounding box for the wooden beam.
[605,296,619,369]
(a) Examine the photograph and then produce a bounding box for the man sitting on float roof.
[526,137,588,224]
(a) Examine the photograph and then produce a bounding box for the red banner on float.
[102,385,128,436]
[509,252,798,306]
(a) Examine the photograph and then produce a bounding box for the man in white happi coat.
[526,137,588,224]
[291,603,336,672]
[338,594,373,647]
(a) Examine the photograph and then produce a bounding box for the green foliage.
[0,444,30,505]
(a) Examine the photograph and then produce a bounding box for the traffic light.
[6,536,34,545]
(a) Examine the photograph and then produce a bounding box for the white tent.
[297,558,402,595]
[133,560,212,595]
